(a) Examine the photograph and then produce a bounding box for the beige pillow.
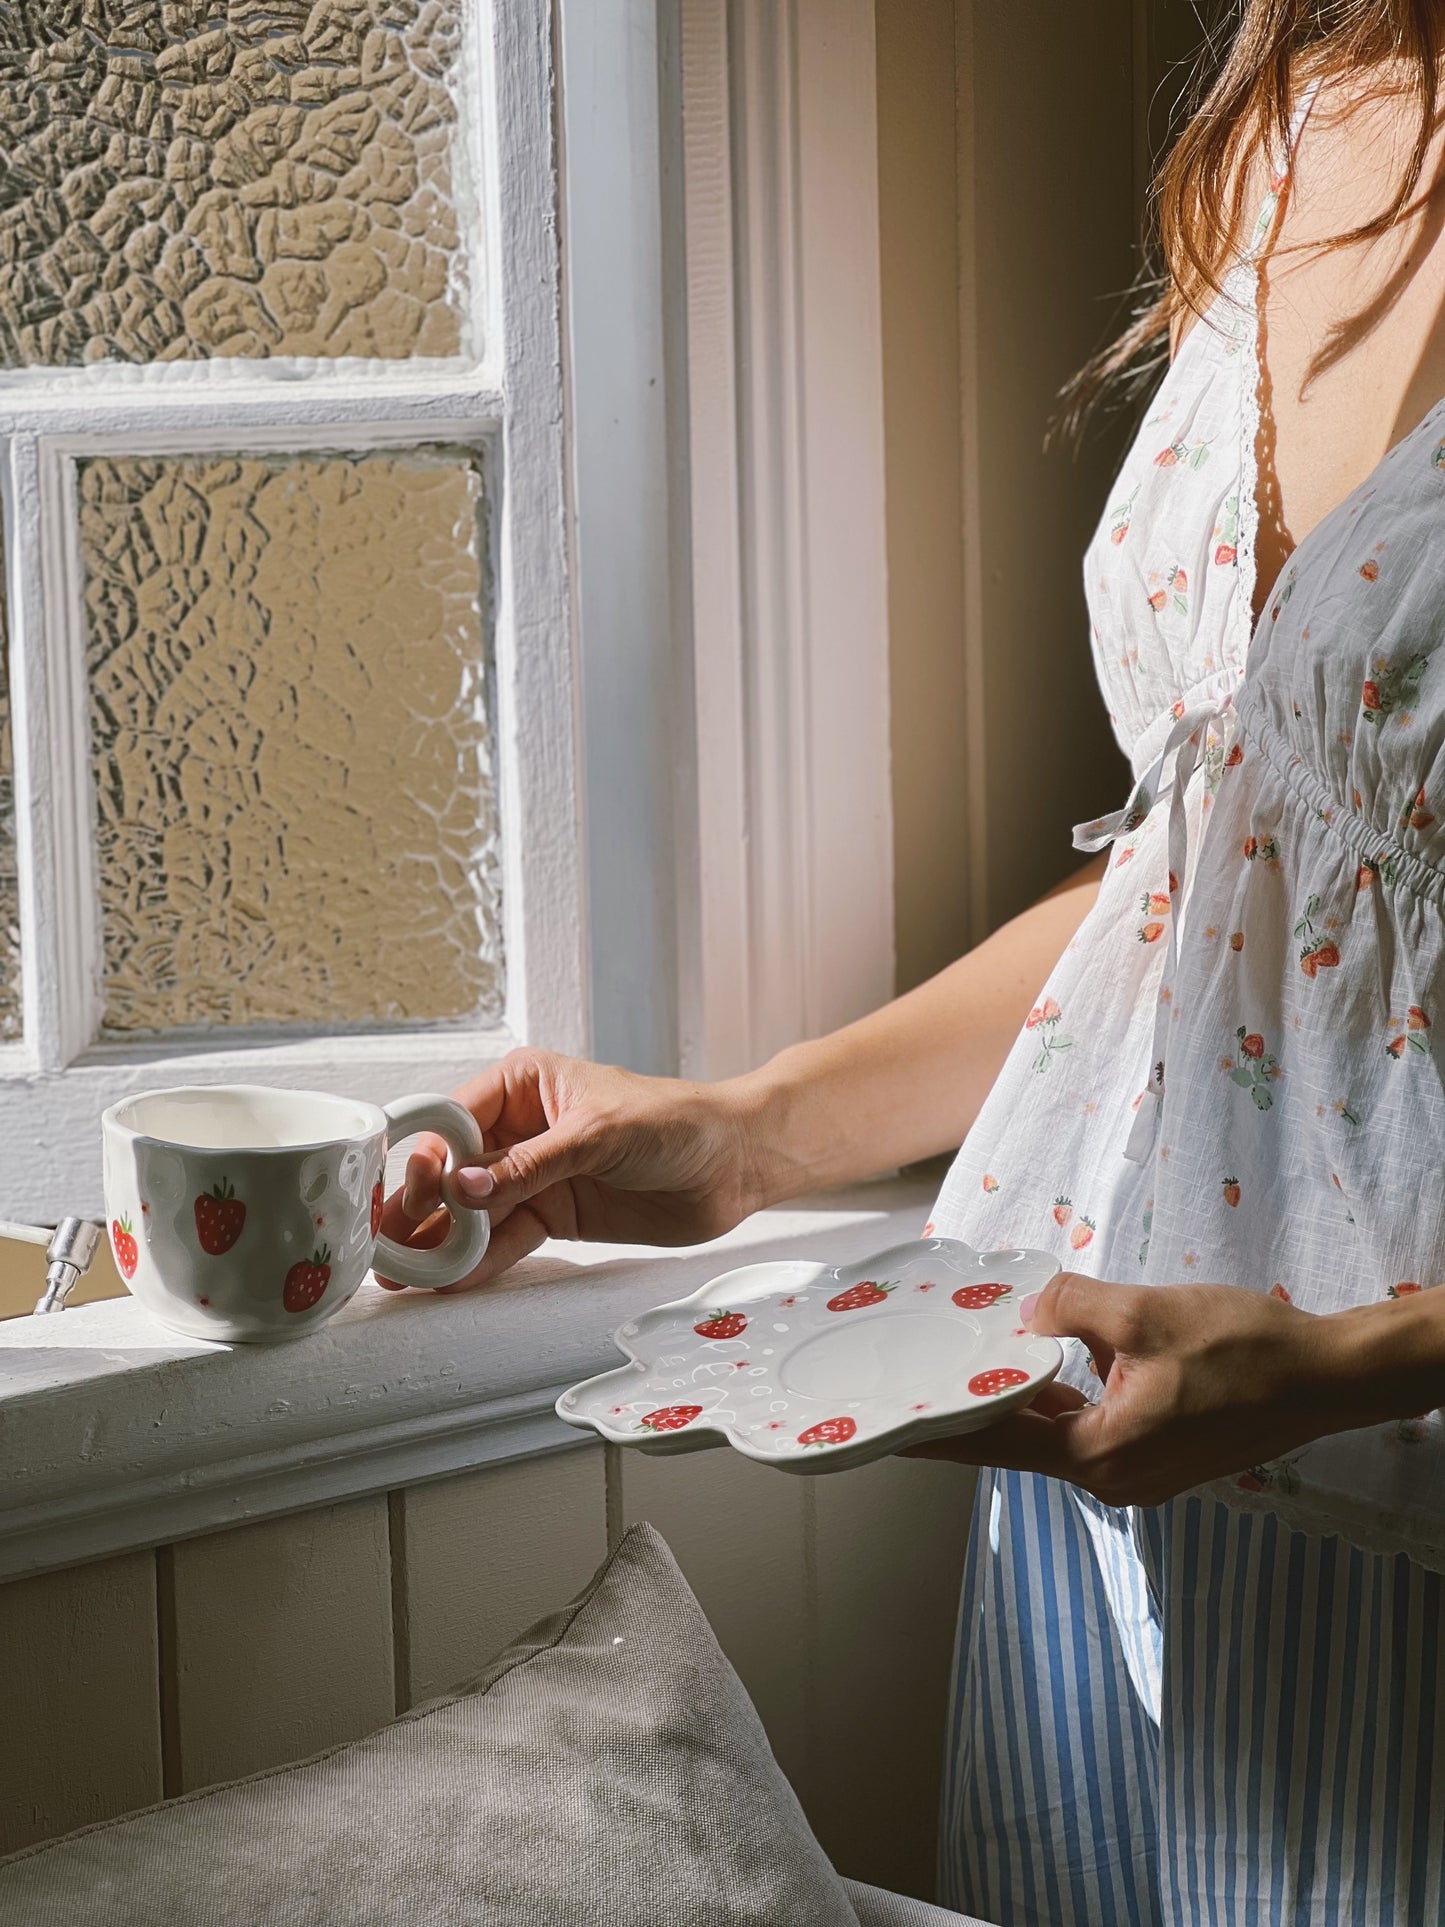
[0,1523,862,1926]
[844,1879,996,1927]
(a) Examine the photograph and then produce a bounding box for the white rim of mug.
[101,1084,390,1157]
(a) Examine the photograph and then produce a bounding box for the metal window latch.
[1,1218,105,1315]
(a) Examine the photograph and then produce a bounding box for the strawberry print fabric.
[928,81,1445,1573]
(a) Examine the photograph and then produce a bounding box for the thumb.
[1023,1272,1148,1378]
[453,1120,598,1210]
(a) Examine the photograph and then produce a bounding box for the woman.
[385,8,1445,1921]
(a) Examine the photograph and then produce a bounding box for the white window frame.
[0,0,587,1221]
[674,0,896,1080]
[565,0,897,1087]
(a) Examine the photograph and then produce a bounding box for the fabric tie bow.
[1072,697,1237,1162]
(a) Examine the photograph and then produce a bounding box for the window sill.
[0,1174,935,1581]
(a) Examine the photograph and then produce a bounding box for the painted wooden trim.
[39,435,100,1068]
[557,0,688,1077]
[0,1176,932,1582]
[0,384,508,440]
[679,0,895,1080]
[164,1499,396,1792]
[394,1451,608,1705]
[484,0,589,1062]
[0,1550,164,1852]
[5,435,59,1076]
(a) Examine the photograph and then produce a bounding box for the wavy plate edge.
[555,1237,1064,1476]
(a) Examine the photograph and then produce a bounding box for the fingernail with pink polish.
[1019,1291,1041,1328]
[453,1165,496,1204]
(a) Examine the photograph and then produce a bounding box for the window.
[0,0,585,1220]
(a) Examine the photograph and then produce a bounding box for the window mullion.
[0,382,504,453]
[7,435,87,1072]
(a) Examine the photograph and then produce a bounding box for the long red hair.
[1063,0,1443,431]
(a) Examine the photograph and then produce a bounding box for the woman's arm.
[381,856,1106,1286]
[741,856,1106,1204]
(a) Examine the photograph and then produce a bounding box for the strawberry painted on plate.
[641,1404,703,1432]
[952,1281,1011,1310]
[827,1279,894,1312]
[968,1367,1031,1398]
[694,1310,748,1340]
[798,1416,858,1448]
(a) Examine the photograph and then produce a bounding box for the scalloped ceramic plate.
[555,1237,1063,1474]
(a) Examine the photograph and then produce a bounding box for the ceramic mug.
[101,1084,490,1343]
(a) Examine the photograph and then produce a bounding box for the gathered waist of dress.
[1123,663,1248,784]
[1236,683,1445,907]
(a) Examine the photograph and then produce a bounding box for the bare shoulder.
[1163,58,1356,360]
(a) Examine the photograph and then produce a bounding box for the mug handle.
[372,1094,491,1292]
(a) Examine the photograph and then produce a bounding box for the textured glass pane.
[0,1,468,365]
[81,450,501,1034]
[0,540,18,1041]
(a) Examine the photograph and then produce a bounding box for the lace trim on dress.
[1200,1472,1445,1578]
[1235,81,1322,672]
[1234,260,1267,668]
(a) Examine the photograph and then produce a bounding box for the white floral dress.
[936,85,1445,1927]
[929,80,1445,1569]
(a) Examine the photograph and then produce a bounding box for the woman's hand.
[905,1273,1370,1505]
[376,1050,766,1291]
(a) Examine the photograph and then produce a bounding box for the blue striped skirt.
[941,1468,1445,1925]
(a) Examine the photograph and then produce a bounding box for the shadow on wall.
[880,0,1207,987]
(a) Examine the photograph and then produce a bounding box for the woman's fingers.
[433,1206,551,1292]
[375,1201,546,1295]
[401,1136,449,1221]
[895,1377,1089,1470]
[447,1054,555,1142]
[1027,1378,1090,1417]
[373,1198,453,1290]
[454,1117,599,1213]
[902,1408,1085,1476]
[1024,1270,1156,1375]
[902,1396,1110,1481]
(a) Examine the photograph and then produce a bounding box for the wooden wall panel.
[0,1551,161,1851]
[163,1498,394,1793]
[392,1447,608,1708]
[809,1455,976,1899]
[621,1443,817,1801]
[622,1440,976,1903]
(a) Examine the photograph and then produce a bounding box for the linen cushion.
[0,1523,861,1926]
[843,1877,998,1927]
